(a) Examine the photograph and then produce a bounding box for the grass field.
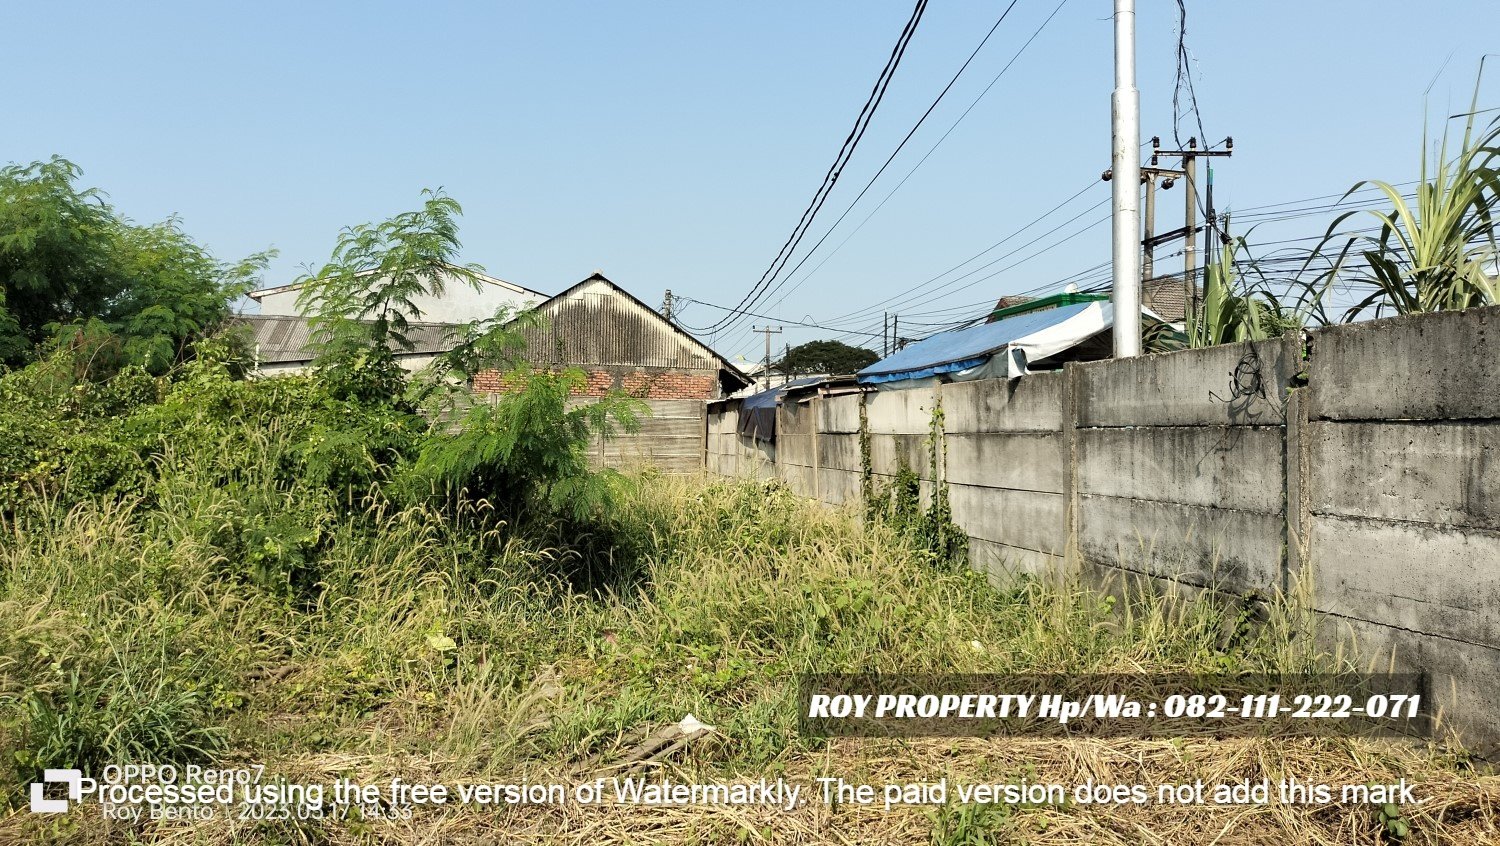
[4,474,1498,845]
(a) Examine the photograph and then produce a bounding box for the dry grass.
[4,476,1498,845]
[34,735,1500,845]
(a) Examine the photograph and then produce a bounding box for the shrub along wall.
[705,304,1500,754]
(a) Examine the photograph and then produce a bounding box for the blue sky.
[8,1,1497,362]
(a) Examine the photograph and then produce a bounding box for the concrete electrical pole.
[1150,137,1233,329]
[1142,171,1156,282]
[752,325,782,390]
[1139,163,1183,283]
[1110,0,1142,358]
[1184,146,1198,320]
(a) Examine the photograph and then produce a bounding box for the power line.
[837,194,1111,323]
[824,180,1102,324]
[700,0,929,336]
[854,183,1430,336]
[1171,0,1208,150]
[755,0,1074,316]
[674,296,886,339]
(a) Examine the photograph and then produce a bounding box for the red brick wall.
[472,368,717,399]
[619,371,715,399]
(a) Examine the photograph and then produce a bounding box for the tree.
[0,156,268,373]
[289,188,643,521]
[294,188,482,404]
[775,339,879,377]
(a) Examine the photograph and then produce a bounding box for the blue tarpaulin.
[858,302,1107,386]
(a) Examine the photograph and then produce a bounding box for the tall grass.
[3,464,1326,795]
[6,468,1489,844]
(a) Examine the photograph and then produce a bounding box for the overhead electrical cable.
[697,0,929,336]
[755,0,1074,316]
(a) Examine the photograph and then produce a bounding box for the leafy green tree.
[288,188,643,522]
[775,339,879,376]
[411,367,641,521]
[0,156,267,373]
[295,189,482,403]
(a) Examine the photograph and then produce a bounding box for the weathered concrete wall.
[705,402,776,480]
[941,374,1069,579]
[702,305,1500,752]
[1302,308,1500,751]
[1073,337,1294,595]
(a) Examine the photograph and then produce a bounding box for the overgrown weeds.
[2,472,1496,843]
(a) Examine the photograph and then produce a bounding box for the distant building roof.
[988,292,1108,323]
[247,263,543,302]
[238,314,457,364]
[523,273,750,391]
[988,295,1037,320]
[1142,275,1197,323]
[239,271,749,393]
[859,300,1165,387]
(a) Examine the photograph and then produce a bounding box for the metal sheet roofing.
[858,302,1097,383]
[237,315,457,363]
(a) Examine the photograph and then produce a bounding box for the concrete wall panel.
[1310,420,1500,529]
[948,484,1066,554]
[819,394,864,434]
[1331,615,1500,754]
[817,433,863,474]
[1078,426,1285,513]
[865,387,940,434]
[818,468,863,506]
[1311,514,1500,647]
[777,433,814,468]
[970,538,1064,581]
[1076,339,1291,427]
[945,432,1066,493]
[941,373,1066,433]
[1308,305,1500,421]
[866,433,932,478]
[1078,495,1283,594]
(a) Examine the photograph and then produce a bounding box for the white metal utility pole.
[1110,0,1142,358]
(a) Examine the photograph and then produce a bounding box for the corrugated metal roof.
[520,274,750,385]
[236,273,750,391]
[237,315,457,363]
[859,303,1097,381]
[248,264,544,301]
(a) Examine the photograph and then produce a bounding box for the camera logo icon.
[30,769,86,814]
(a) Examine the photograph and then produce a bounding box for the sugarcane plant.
[1186,237,1301,347]
[1303,73,1500,322]
[1145,234,1301,352]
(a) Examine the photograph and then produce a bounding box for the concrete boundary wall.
[704,305,1500,752]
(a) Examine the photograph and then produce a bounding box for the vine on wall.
[860,387,967,567]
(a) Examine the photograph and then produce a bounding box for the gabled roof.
[532,272,751,387]
[1142,275,1197,323]
[236,314,457,363]
[247,262,544,301]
